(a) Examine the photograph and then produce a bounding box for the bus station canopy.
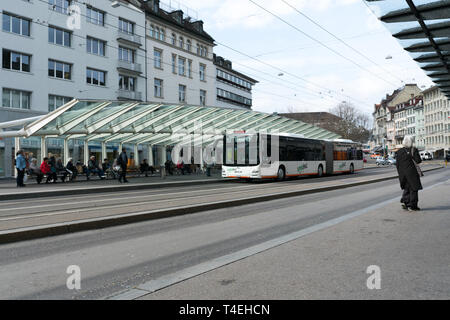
[367,0,450,99]
[0,100,341,146]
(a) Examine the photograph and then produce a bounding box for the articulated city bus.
[222,132,363,180]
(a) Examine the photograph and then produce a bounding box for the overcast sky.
[175,0,434,116]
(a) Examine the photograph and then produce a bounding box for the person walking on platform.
[396,135,423,211]
[117,147,129,183]
[15,150,26,187]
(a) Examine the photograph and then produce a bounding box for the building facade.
[143,0,216,106]
[423,86,450,158]
[393,95,423,149]
[0,0,146,177]
[213,54,257,110]
[0,0,259,178]
[371,84,422,153]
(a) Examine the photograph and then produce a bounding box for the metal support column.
[40,136,47,163]
[14,137,20,178]
[134,144,139,166]
[101,142,107,162]
[84,140,89,165]
[148,145,154,166]
[63,138,69,165]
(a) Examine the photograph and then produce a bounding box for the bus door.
[325,142,334,175]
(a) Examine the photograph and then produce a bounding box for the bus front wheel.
[277,167,285,181]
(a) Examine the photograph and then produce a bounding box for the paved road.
[0,167,448,299]
[0,166,424,232]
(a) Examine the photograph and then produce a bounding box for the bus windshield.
[224,133,259,166]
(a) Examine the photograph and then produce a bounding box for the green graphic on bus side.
[297,163,308,173]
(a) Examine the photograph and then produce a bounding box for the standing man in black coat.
[396,135,423,211]
[117,147,129,183]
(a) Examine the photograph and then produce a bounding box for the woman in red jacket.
[40,157,57,183]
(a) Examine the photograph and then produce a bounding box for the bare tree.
[328,101,371,143]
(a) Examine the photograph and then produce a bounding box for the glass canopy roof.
[366,0,450,98]
[3,100,341,145]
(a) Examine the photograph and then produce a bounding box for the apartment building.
[0,0,146,177]
[393,96,423,149]
[213,54,258,110]
[142,0,216,106]
[371,84,422,153]
[423,86,450,158]
[0,0,259,177]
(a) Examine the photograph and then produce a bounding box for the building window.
[2,49,30,72]
[86,68,106,86]
[2,88,31,109]
[119,18,134,35]
[179,36,184,48]
[217,88,252,107]
[159,28,165,41]
[119,75,136,91]
[48,59,71,80]
[2,13,30,36]
[178,57,186,76]
[48,26,71,47]
[86,6,105,26]
[48,94,72,112]
[179,84,186,103]
[171,33,176,46]
[199,64,206,81]
[119,46,135,63]
[87,37,105,56]
[172,54,177,74]
[49,0,71,15]
[154,49,162,69]
[186,39,191,51]
[154,78,163,98]
[150,25,155,37]
[200,90,206,106]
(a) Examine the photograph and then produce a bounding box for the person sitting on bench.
[87,155,105,180]
[40,157,57,184]
[140,159,155,177]
[29,158,43,184]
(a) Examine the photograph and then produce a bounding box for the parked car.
[420,151,433,160]
[376,156,396,166]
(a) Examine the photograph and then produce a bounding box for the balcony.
[117,90,142,101]
[117,60,142,74]
[117,31,142,47]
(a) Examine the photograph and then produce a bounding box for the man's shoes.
[118,179,122,183]
[124,179,129,183]
[409,207,421,211]
[401,203,408,210]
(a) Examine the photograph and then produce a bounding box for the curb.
[0,166,443,245]
[0,177,230,201]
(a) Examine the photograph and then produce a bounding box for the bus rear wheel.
[317,165,324,177]
[277,167,285,181]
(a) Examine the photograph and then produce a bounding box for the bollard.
[160,166,166,179]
